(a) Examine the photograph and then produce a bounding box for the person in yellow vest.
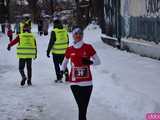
[7,24,37,86]
[47,18,69,83]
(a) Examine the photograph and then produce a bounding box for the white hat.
[72,27,83,35]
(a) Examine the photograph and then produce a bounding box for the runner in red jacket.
[61,27,101,120]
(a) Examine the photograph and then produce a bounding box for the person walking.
[47,18,69,83]
[37,16,43,36]
[60,27,101,120]
[14,17,21,34]
[7,24,13,42]
[7,24,37,86]
[42,16,49,36]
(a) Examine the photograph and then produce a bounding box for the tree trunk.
[75,0,91,29]
[6,0,10,21]
[50,0,54,15]
[75,0,81,26]
[92,0,106,33]
[27,0,39,22]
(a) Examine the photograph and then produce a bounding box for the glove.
[82,58,93,65]
[47,51,50,58]
[7,45,11,51]
[33,55,37,60]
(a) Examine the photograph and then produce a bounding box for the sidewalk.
[101,34,160,60]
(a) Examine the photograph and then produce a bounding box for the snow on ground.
[0,24,160,120]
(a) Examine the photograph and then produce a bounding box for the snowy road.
[0,26,160,120]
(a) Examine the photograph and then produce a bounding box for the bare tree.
[92,0,106,33]
[0,0,6,22]
[74,0,106,32]
[6,0,10,19]
[0,0,10,21]
[74,0,80,25]
[26,0,39,22]
[41,0,63,16]
[74,0,91,28]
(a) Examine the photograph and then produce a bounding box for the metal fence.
[121,16,160,43]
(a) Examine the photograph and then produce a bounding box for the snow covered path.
[0,26,160,120]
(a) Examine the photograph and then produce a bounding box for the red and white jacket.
[7,29,13,37]
[61,40,101,86]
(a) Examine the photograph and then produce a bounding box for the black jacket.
[47,24,69,54]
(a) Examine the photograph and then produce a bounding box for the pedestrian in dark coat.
[37,17,43,36]
[47,18,69,83]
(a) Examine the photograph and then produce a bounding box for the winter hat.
[53,16,61,26]
[54,19,61,25]
[72,27,83,35]
[72,27,83,43]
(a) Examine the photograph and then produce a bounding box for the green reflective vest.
[51,28,68,54]
[16,33,36,58]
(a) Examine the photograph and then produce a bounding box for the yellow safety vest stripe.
[51,28,68,54]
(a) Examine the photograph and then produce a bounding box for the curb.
[101,35,160,60]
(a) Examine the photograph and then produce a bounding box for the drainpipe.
[117,0,121,49]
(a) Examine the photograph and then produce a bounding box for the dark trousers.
[52,54,68,80]
[1,24,5,33]
[71,85,93,120]
[8,35,13,41]
[19,58,32,80]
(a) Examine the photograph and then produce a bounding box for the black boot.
[54,79,63,83]
[21,77,26,86]
[55,73,63,83]
[27,79,32,86]
[54,76,63,83]
[64,71,69,82]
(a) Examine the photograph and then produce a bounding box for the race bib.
[73,67,89,79]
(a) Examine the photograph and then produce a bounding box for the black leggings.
[71,85,93,120]
[19,58,32,80]
[8,35,13,41]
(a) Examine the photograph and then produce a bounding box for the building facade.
[121,0,160,43]
[104,0,160,43]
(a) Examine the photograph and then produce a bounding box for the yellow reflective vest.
[16,32,36,58]
[51,28,68,54]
